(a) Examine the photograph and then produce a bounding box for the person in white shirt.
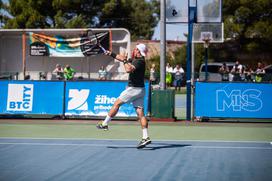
[149,63,156,85]
[231,60,243,81]
[52,64,64,80]
[173,64,184,91]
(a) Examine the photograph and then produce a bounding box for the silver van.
[198,62,236,81]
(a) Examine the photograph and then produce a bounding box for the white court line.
[0,142,271,150]
[192,146,272,150]
[0,137,270,144]
[0,142,128,147]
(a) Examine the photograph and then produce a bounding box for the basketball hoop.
[202,37,211,48]
[201,32,212,48]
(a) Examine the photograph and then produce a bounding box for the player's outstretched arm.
[104,50,126,62]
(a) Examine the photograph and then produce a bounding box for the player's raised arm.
[104,50,127,62]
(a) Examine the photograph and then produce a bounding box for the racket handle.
[100,46,107,53]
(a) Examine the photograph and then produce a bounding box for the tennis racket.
[81,30,107,54]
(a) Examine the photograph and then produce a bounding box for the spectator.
[173,64,184,91]
[64,65,76,80]
[166,62,173,87]
[98,66,107,80]
[39,72,47,80]
[219,63,229,81]
[149,63,156,85]
[24,75,31,80]
[231,61,242,81]
[245,66,254,82]
[52,64,64,80]
[240,66,246,81]
[255,62,265,82]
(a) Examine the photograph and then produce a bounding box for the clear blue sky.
[152,23,188,41]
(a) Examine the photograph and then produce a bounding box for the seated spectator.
[98,66,107,80]
[52,64,64,80]
[173,64,184,91]
[24,75,31,80]
[39,72,47,80]
[64,65,76,80]
[219,63,229,81]
[255,62,265,82]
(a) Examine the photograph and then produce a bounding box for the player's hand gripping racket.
[82,30,107,54]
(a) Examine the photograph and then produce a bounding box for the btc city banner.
[0,81,64,115]
[195,82,272,119]
[65,81,150,117]
[29,31,110,57]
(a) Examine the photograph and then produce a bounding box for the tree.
[172,44,205,72]
[99,0,159,40]
[3,0,159,39]
[4,0,97,28]
[223,0,272,53]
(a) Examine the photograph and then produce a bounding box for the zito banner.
[29,31,110,57]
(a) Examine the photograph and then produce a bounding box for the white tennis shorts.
[118,87,145,108]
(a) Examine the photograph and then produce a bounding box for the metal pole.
[186,23,193,121]
[191,42,195,120]
[160,0,166,90]
[22,32,26,79]
[205,47,208,81]
[186,3,196,121]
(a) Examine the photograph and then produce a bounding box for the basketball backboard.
[166,0,188,23]
[197,0,222,23]
[166,0,222,23]
[192,23,224,43]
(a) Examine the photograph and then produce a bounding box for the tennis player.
[96,43,151,149]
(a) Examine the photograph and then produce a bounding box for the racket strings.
[81,32,108,46]
[82,32,108,54]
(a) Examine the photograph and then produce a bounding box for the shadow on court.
[107,143,191,150]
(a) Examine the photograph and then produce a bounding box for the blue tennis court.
[0,138,271,181]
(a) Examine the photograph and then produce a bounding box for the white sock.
[142,128,148,139]
[102,115,112,126]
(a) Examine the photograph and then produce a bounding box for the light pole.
[186,1,197,121]
[202,34,211,81]
[160,0,166,90]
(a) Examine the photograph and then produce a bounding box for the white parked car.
[198,62,239,81]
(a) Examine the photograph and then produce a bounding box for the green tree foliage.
[100,0,159,40]
[4,0,99,28]
[223,0,272,52]
[2,0,159,39]
[172,44,205,72]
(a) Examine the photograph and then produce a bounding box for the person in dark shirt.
[96,43,151,149]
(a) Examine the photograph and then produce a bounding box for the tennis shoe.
[137,137,151,149]
[96,122,109,131]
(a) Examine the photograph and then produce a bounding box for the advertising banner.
[65,81,150,117]
[29,31,110,57]
[195,82,272,118]
[0,81,64,115]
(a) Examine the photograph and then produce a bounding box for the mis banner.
[65,81,150,117]
[195,82,272,118]
[0,81,64,115]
